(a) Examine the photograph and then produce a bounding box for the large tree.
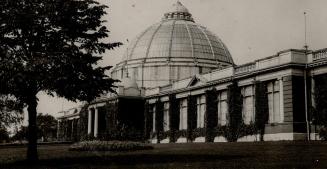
[0,0,121,162]
[36,113,57,142]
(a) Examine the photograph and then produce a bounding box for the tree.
[37,113,57,142]
[255,81,269,141]
[0,95,24,128]
[0,0,121,162]
[0,128,9,143]
[11,126,29,142]
[226,81,243,142]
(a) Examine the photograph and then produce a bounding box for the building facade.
[57,1,327,142]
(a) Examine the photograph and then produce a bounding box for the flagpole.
[303,11,310,141]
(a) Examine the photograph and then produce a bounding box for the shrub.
[227,81,243,142]
[69,141,153,151]
[319,127,327,140]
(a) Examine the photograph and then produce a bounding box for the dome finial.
[162,1,194,22]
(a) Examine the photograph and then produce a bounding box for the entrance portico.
[87,103,105,137]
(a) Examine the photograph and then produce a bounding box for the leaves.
[0,95,24,128]
[226,81,243,142]
[0,0,120,160]
[36,113,57,141]
[0,0,121,102]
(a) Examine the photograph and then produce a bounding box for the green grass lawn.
[0,141,327,169]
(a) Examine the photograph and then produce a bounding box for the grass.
[0,141,327,169]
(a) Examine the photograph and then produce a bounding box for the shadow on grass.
[2,153,249,169]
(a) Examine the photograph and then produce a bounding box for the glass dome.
[112,1,234,88]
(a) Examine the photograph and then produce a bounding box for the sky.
[33,0,327,120]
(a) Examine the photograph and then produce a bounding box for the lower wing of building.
[57,48,327,143]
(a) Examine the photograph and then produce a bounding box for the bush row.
[69,140,153,151]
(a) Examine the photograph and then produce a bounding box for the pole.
[304,12,308,50]
[304,67,310,141]
[303,11,310,141]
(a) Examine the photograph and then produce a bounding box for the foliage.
[144,102,152,139]
[319,126,327,141]
[69,141,153,151]
[187,95,197,141]
[314,75,327,140]
[205,88,218,142]
[155,100,164,142]
[226,81,243,142]
[36,113,57,142]
[314,75,327,126]
[0,0,121,161]
[254,81,269,141]
[212,123,257,141]
[77,104,90,141]
[11,126,28,142]
[153,130,170,142]
[104,101,118,133]
[99,123,144,141]
[0,128,9,143]
[168,94,180,143]
[0,95,24,128]
[237,123,257,138]
[174,129,188,139]
[57,119,69,141]
[192,128,206,139]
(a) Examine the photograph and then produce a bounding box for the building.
[57,1,327,142]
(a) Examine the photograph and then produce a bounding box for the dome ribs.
[111,2,234,88]
[196,25,220,69]
[142,22,164,87]
[168,20,177,83]
[184,22,197,67]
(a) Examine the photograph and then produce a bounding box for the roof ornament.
[162,1,194,22]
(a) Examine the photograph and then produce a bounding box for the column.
[311,76,315,107]
[57,120,60,140]
[279,78,284,122]
[153,110,156,132]
[94,107,99,137]
[252,85,256,122]
[87,109,92,134]
[71,119,74,140]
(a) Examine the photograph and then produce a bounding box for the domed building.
[111,1,234,88]
[58,1,327,143]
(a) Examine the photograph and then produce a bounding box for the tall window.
[242,85,255,124]
[152,106,156,132]
[217,91,228,126]
[163,102,170,131]
[267,80,280,123]
[196,95,206,128]
[179,99,187,130]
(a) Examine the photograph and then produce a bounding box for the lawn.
[0,141,326,169]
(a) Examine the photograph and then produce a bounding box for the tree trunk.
[27,96,38,162]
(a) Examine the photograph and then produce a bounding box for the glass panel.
[196,95,206,128]
[163,102,170,132]
[274,92,280,122]
[221,101,227,126]
[179,99,188,130]
[243,96,253,124]
[153,106,156,132]
[268,92,273,123]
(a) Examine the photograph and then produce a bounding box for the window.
[163,102,170,131]
[217,91,228,126]
[179,99,188,130]
[242,85,255,124]
[152,106,156,132]
[267,80,280,123]
[196,95,206,128]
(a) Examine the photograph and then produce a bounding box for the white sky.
[34,0,327,120]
